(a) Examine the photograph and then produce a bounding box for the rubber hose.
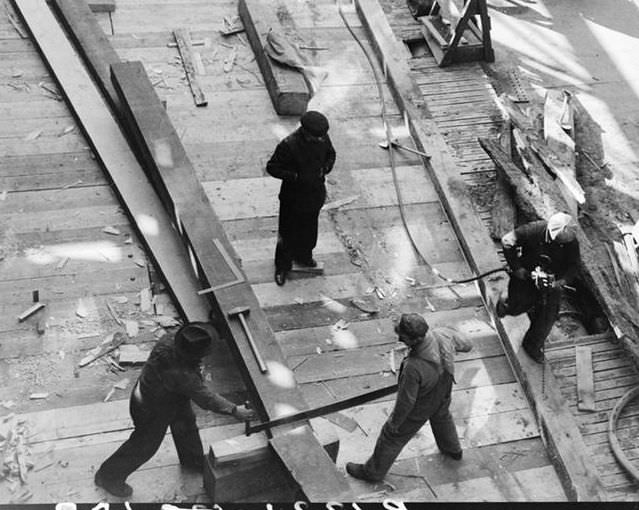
[608,385,639,482]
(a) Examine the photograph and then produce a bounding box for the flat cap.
[300,110,329,137]
[394,313,429,339]
[175,322,218,359]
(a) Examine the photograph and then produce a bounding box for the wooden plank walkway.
[380,0,639,501]
[546,334,639,500]
[0,0,591,503]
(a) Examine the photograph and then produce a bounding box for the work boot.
[345,462,382,482]
[495,295,507,318]
[295,258,317,268]
[94,470,133,498]
[440,449,463,460]
[180,461,204,473]
[275,270,286,286]
[522,343,544,364]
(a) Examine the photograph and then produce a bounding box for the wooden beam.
[238,0,309,115]
[355,0,607,500]
[173,28,207,107]
[490,120,516,239]
[109,60,351,501]
[11,0,210,325]
[50,0,122,112]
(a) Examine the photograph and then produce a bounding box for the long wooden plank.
[355,0,607,501]
[109,60,351,500]
[10,0,212,326]
[51,0,122,112]
[238,0,309,115]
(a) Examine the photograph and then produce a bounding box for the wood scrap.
[78,332,126,367]
[75,298,89,318]
[619,225,639,277]
[102,225,121,235]
[24,129,42,141]
[139,288,152,312]
[530,142,585,204]
[118,344,149,365]
[575,346,595,411]
[103,387,115,402]
[324,412,358,432]
[124,319,139,337]
[350,298,379,314]
[17,303,45,322]
[114,377,130,389]
[544,89,575,157]
[167,39,206,48]
[173,28,207,106]
[223,45,237,73]
[106,300,123,325]
[7,11,27,38]
[220,16,245,36]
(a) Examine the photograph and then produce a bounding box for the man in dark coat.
[94,322,256,498]
[496,212,580,363]
[266,111,336,286]
[346,313,471,482]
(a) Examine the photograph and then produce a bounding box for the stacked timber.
[479,93,639,367]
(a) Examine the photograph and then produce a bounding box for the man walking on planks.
[496,212,580,363]
[346,313,471,482]
[94,322,256,498]
[267,111,336,286]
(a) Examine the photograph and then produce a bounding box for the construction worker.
[267,110,336,286]
[346,313,471,482]
[496,212,580,363]
[94,322,256,498]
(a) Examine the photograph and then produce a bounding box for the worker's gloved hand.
[552,278,566,289]
[232,404,257,422]
[513,268,530,280]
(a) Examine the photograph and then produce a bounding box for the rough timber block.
[87,0,114,12]
[205,420,339,501]
[204,445,297,501]
[238,0,310,115]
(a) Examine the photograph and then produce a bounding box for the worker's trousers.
[500,276,561,355]
[363,372,461,480]
[97,389,204,484]
[275,199,322,271]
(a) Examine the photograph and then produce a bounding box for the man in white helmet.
[496,212,580,363]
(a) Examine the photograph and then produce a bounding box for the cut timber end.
[205,422,339,501]
[87,0,115,13]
